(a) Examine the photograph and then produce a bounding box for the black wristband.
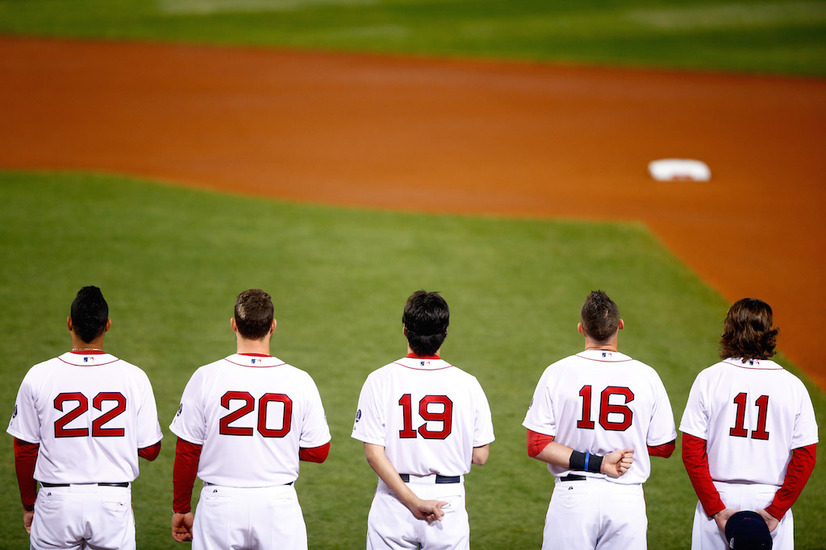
[588,453,604,474]
[23,504,34,512]
[569,450,604,473]
[569,450,586,471]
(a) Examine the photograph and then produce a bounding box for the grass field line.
[157,0,378,14]
[626,1,826,30]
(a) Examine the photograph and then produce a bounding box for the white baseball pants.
[542,477,647,550]
[193,483,307,550]
[367,476,469,550]
[691,481,792,550]
[30,484,134,550]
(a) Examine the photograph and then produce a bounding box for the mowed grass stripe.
[0,0,824,75]
[0,171,823,548]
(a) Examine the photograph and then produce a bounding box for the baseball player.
[169,288,331,550]
[6,286,163,550]
[523,290,676,549]
[351,290,495,549]
[680,298,818,549]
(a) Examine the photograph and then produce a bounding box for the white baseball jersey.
[523,350,676,484]
[7,351,163,483]
[351,356,495,476]
[170,353,331,487]
[679,357,818,486]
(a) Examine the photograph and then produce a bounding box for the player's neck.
[70,335,104,352]
[585,345,618,352]
[407,345,441,358]
[583,337,618,353]
[236,336,271,356]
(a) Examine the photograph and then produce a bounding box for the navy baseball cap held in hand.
[725,511,773,549]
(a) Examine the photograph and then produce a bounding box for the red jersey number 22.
[54,392,126,438]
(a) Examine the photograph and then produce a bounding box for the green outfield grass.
[0,0,825,76]
[1,171,824,548]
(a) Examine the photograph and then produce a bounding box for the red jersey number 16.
[577,385,634,432]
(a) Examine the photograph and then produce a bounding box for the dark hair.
[402,290,449,356]
[720,298,778,361]
[70,286,109,343]
[580,290,620,343]
[234,289,274,340]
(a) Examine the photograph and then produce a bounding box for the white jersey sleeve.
[170,354,331,487]
[522,364,559,438]
[351,370,388,447]
[647,368,678,447]
[352,356,494,476]
[6,352,163,484]
[679,358,818,486]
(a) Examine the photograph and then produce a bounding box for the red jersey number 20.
[398,394,453,439]
[219,391,293,438]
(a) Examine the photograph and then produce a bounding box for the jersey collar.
[226,353,286,368]
[723,357,782,370]
[59,351,119,366]
[396,355,452,371]
[406,353,440,360]
[576,349,632,362]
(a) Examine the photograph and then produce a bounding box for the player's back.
[170,354,329,487]
[8,352,160,484]
[681,358,818,486]
[355,356,493,477]
[525,350,675,484]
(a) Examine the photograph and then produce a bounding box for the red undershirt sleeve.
[13,438,39,511]
[173,437,202,514]
[299,441,331,463]
[526,429,554,457]
[681,432,725,517]
[647,439,676,458]
[138,441,162,461]
[765,444,817,520]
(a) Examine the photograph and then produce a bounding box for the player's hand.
[601,448,634,477]
[409,498,448,523]
[171,512,195,542]
[755,509,780,532]
[712,508,739,533]
[23,509,34,534]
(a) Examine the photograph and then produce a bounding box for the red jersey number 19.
[398,394,453,440]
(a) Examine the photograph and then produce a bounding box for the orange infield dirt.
[2,37,825,389]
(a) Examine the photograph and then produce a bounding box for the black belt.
[203,481,294,487]
[41,482,129,488]
[560,474,587,482]
[399,474,461,484]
